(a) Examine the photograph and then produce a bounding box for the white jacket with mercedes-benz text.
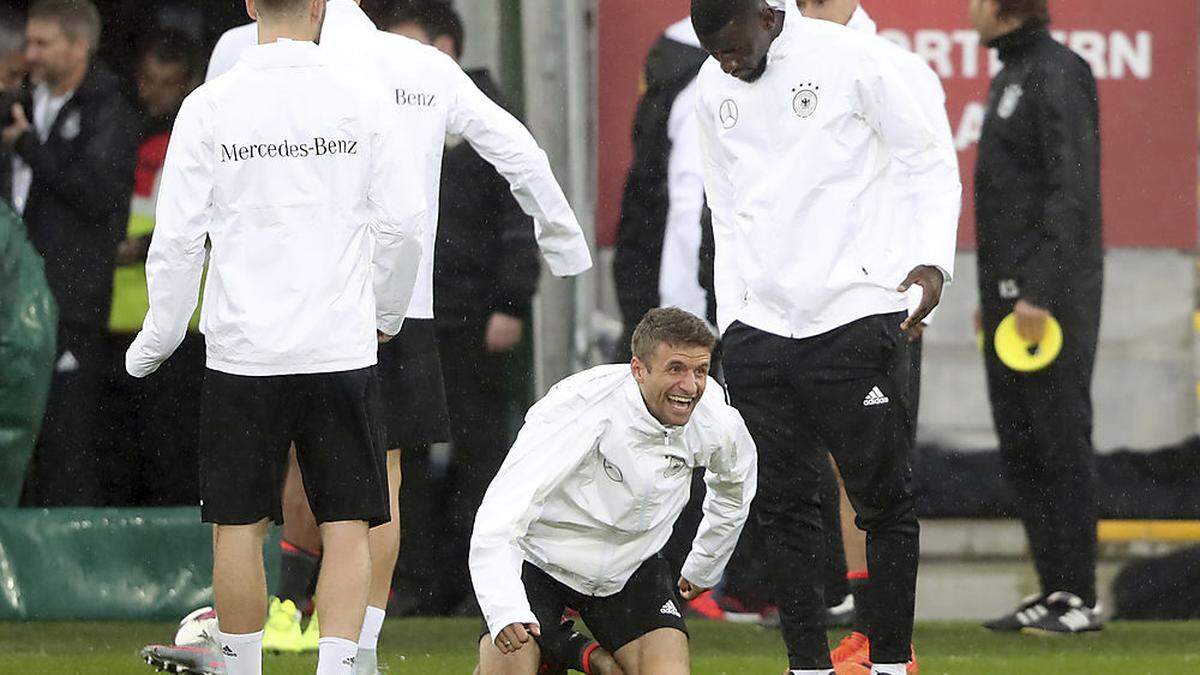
[470,364,757,641]
[127,39,425,378]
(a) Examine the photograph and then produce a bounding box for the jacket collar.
[324,0,376,39]
[846,5,877,36]
[239,38,324,70]
[988,19,1049,63]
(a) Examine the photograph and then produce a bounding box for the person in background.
[612,14,712,358]
[125,0,427,670]
[205,4,592,675]
[97,28,203,507]
[381,0,543,618]
[787,0,956,669]
[970,0,1105,635]
[691,0,960,672]
[0,7,28,206]
[8,0,140,507]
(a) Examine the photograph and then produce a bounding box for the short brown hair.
[28,0,100,52]
[995,0,1050,24]
[630,308,716,363]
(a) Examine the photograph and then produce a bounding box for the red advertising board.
[596,0,1199,249]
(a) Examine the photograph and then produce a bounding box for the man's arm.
[11,94,140,225]
[367,98,426,337]
[491,164,541,321]
[470,400,604,645]
[694,83,746,335]
[444,60,592,277]
[1019,63,1099,310]
[126,95,212,378]
[856,48,961,328]
[680,403,758,594]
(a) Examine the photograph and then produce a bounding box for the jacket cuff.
[485,609,540,643]
[680,556,721,591]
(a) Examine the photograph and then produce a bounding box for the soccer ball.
[173,606,219,647]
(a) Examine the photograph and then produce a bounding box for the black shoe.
[983,593,1047,631]
[1021,591,1104,634]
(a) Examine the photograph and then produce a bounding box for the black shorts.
[481,556,688,655]
[198,367,389,528]
[377,319,450,449]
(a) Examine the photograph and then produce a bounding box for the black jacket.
[975,21,1103,316]
[12,63,139,331]
[613,33,709,329]
[432,69,539,326]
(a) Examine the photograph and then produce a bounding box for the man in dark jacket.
[613,17,712,359]
[3,0,139,506]
[971,0,1104,634]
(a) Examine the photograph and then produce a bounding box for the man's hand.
[494,622,540,654]
[1013,298,1050,344]
[377,330,394,344]
[485,312,523,353]
[898,265,944,337]
[1,103,29,147]
[677,576,710,601]
[115,237,151,266]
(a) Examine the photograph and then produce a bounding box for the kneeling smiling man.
[471,307,757,675]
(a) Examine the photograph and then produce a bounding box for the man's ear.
[245,0,259,22]
[631,356,646,383]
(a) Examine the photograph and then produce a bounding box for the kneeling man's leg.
[614,628,688,675]
[477,632,542,675]
[585,556,689,675]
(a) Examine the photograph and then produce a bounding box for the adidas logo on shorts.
[660,600,681,618]
[863,386,889,407]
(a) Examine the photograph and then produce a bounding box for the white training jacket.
[126,39,425,378]
[207,0,593,320]
[470,364,757,641]
[795,3,959,325]
[695,14,961,338]
[657,18,709,321]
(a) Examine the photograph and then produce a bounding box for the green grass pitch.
[2,618,1197,674]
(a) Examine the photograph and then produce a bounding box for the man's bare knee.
[614,628,688,675]
[477,634,541,675]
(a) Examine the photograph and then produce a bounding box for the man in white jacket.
[789,1,956,672]
[471,308,757,675]
[689,1,960,674]
[125,0,425,673]
[204,4,592,671]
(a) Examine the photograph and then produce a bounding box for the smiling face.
[632,341,712,427]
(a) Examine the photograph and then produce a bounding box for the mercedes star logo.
[719,99,739,129]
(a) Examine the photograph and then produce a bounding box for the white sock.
[871,664,908,675]
[790,670,834,675]
[317,637,359,675]
[357,605,386,650]
[215,628,262,675]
